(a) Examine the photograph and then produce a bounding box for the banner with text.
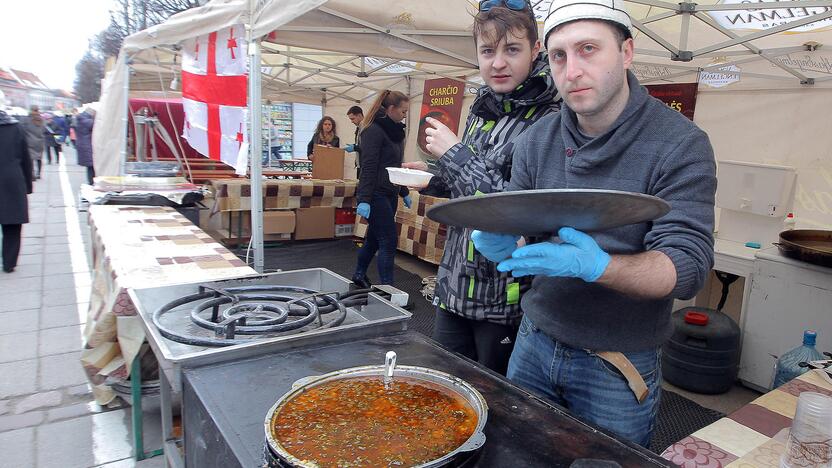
[645,83,699,121]
[417,78,465,158]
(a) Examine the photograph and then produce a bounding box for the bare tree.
[74,52,105,103]
[75,0,198,99]
[90,0,200,58]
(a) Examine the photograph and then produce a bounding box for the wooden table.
[661,371,832,467]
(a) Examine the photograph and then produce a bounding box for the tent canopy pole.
[248,0,264,273]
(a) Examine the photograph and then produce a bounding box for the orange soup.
[271,376,478,467]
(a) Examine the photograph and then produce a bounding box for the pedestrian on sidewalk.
[19,106,44,179]
[69,108,78,148]
[75,106,96,185]
[0,109,33,273]
[44,117,62,164]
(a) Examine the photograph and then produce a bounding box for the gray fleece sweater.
[507,71,716,352]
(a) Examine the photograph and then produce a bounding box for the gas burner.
[152,285,374,347]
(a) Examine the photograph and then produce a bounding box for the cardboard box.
[312,146,346,180]
[263,210,295,234]
[295,206,335,240]
[343,152,357,180]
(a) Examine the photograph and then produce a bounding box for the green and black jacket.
[426,54,560,326]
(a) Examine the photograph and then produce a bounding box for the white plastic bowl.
[386,167,434,188]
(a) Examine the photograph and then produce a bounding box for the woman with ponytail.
[352,90,411,287]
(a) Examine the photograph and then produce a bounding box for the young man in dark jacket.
[472,0,717,446]
[404,0,560,375]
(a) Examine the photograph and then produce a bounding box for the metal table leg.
[160,368,185,468]
[131,353,164,461]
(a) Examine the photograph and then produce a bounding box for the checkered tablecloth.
[661,371,832,467]
[210,179,357,212]
[81,205,255,404]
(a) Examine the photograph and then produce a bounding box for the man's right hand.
[401,161,428,171]
[471,230,520,263]
[357,203,371,220]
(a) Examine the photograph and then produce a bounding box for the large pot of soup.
[264,352,488,467]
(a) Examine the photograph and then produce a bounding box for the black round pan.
[775,229,832,268]
[426,189,671,236]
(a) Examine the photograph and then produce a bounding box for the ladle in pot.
[384,351,397,386]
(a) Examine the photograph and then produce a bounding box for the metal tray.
[129,268,412,390]
[427,189,671,235]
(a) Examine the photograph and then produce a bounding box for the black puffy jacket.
[355,113,409,203]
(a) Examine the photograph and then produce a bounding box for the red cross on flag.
[181,25,248,171]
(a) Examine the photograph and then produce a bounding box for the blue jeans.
[507,315,661,447]
[354,194,398,284]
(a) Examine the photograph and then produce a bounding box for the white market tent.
[95,0,832,265]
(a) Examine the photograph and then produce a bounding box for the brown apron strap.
[596,351,650,404]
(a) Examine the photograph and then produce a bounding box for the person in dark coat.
[352,90,411,287]
[75,108,95,184]
[44,118,61,164]
[19,108,44,179]
[0,109,34,273]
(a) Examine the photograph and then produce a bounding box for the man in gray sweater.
[472,0,716,447]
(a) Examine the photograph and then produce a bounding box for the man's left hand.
[497,227,611,282]
[425,117,461,157]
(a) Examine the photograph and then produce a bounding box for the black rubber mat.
[650,390,725,454]
[242,239,436,337]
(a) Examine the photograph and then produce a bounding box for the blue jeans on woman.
[507,315,662,447]
[354,194,398,285]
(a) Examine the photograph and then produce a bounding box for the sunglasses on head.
[479,0,531,12]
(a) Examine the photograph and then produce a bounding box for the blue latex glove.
[497,227,611,282]
[357,202,371,219]
[402,195,412,209]
[345,144,355,152]
[471,230,520,263]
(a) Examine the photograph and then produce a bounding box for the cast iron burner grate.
[152,285,375,347]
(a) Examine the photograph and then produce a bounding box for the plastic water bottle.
[773,330,824,388]
[784,212,796,231]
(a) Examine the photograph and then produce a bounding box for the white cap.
[543,0,632,43]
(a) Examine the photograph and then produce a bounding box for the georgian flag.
[181,25,249,173]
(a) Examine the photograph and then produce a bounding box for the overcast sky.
[1,0,112,90]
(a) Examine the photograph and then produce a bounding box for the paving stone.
[4,264,43,279]
[41,303,86,329]
[0,310,39,335]
[42,287,90,307]
[13,254,43,267]
[0,292,41,312]
[38,326,84,358]
[67,383,92,397]
[14,391,63,414]
[0,332,38,363]
[42,253,73,265]
[17,244,43,255]
[44,244,72,254]
[36,410,136,468]
[0,359,37,398]
[37,273,91,290]
[0,427,35,468]
[41,262,90,276]
[39,352,88,391]
[0,278,41,295]
[0,410,44,432]
[46,402,98,422]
